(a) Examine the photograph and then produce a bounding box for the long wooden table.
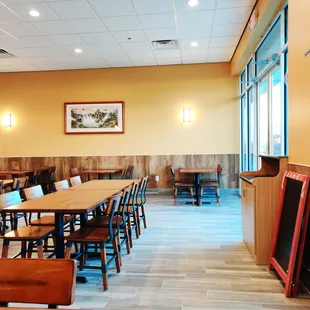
[0,170,33,178]
[0,180,13,187]
[80,169,123,180]
[180,168,217,205]
[70,179,136,190]
[3,188,121,259]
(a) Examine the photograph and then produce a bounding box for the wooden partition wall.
[0,154,239,189]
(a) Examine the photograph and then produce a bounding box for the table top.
[180,168,217,174]
[0,179,13,186]
[70,179,136,190]
[3,188,120,214]
[0,170,33,175]
[80,169,123,174]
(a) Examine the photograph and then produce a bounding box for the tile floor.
[4,190,310,309]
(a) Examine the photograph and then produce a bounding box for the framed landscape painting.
[64,101,124,134]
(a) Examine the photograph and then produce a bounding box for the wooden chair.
[69,176,82,187]
[199,164,222,206]
[0,258,77,308]
[65,194,122,291]
[70,167,79,177]
[170,167,194,206]
[136,176,148,230]
[0,191,54,258]
[87,187,132,259]
[54,180,70,191]
[39,166,56,194]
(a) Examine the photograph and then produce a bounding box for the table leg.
[54,213,64,258]
[195,173,200,205]
[76,212,88,283]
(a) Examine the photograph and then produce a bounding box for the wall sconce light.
[2,114,12,127]
[183,108,191,122]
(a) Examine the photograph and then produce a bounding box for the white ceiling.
[0,0,256,72]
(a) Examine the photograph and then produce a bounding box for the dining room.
[1,0,310,309]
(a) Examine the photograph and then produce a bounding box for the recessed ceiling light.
[75,48,82,54]
[190,41,198,47]
[29,10,40,17]
[188,0,199,7]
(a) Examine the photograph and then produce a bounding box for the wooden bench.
[0,258,77,308]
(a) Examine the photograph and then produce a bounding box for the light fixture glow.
[75,48,82,54]
[29,10,40,17]
[183,108,191,123]
[2,114,12,127]
[190,41,198,47]
[188,0,199,7]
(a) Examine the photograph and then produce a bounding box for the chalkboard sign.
[268,171,309,297]
[274,178,303,271]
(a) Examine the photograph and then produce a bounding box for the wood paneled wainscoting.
[0,154,239,189]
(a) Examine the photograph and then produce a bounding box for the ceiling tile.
[88,0,135,17]
[120,41,154,59]
[0,57,30,66]
[156,57,181,65]
[0,29,9,37]
[85,62,110,68]
[210,36,239,47]
[105,58,133,67]
[30,20,73,35]
[102,15,142,31]
[1,0,42,4]
[182,50,208,59]
[19,35,57,47]
[48,34,85,46]
[0,4,22,23]
[64,18,108,33]
[139,13,176,29]
[180,38,210,50]
[112,30,147,43]
[178,25,212,39]
[153,49,181,59]
[207,54,231,62]
[177,10,214,27]
[214,7,253,24]
[132,0,174,14]
[208,46,235,59]
[23,56,53,66]
[8,3,60,21]
[47,0,97,20]
[0,22,42,37]
[144,28,177,41]
[79,32,116,45]
[34,46,67,57]
[50,54,80,64]
[131,58,158,67]
[0,37,23,49]
[174,0,217,12]
[90,43,124,55]
[212,23,245,37]
[217,0,256,9]
[9,47,43,57]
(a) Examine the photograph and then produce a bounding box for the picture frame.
[64,101,125,134]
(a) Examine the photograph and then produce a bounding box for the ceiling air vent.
[0,49,16,58]
[152,40,178,50]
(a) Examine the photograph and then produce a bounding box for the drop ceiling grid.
[0,0,256,72]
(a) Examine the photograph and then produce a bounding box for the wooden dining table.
[0,170,33,178]
[80,169,123,180]
[70,179,136,190]
[0,179,13,187]
[180,168,217,205]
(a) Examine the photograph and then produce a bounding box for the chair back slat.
[70,167,79,177]
[12,177,29,191]
[0,259,77,307]
[0,191,22,209]
[140,176,148,205]
[69,176,82,187]
[54,180,70,191]
[105,195,122,238]
[23,185,44,201]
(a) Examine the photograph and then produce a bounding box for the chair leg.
[141,205,147,229]
[27,241,34,258]
[37,240,44,258]
[21,241,27,258]
[132,213,139,239]
[23,213,29,226]
[127,216,133,248]
[174,188,177,205]
[100,244,108,291]
[10,213,14,231]
[190,188,194,206]
[200,188,203,206]
[2,239,10,258]
[112,239,121,273]
[123,225,131,254]
[65,243,72,259]
[117,232,122,266]
[70,221,79,253]
[44,239,49,251]
[136,208,141,236]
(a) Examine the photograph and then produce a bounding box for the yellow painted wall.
[0,63,238,157]
[288,0,310,164]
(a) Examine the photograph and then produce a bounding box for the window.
[256,18,281,76]
[247,59,253,85]
[241,95,248,171]
[284,6,288,43]
[258,79,269,155]
[240,70,246,94]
